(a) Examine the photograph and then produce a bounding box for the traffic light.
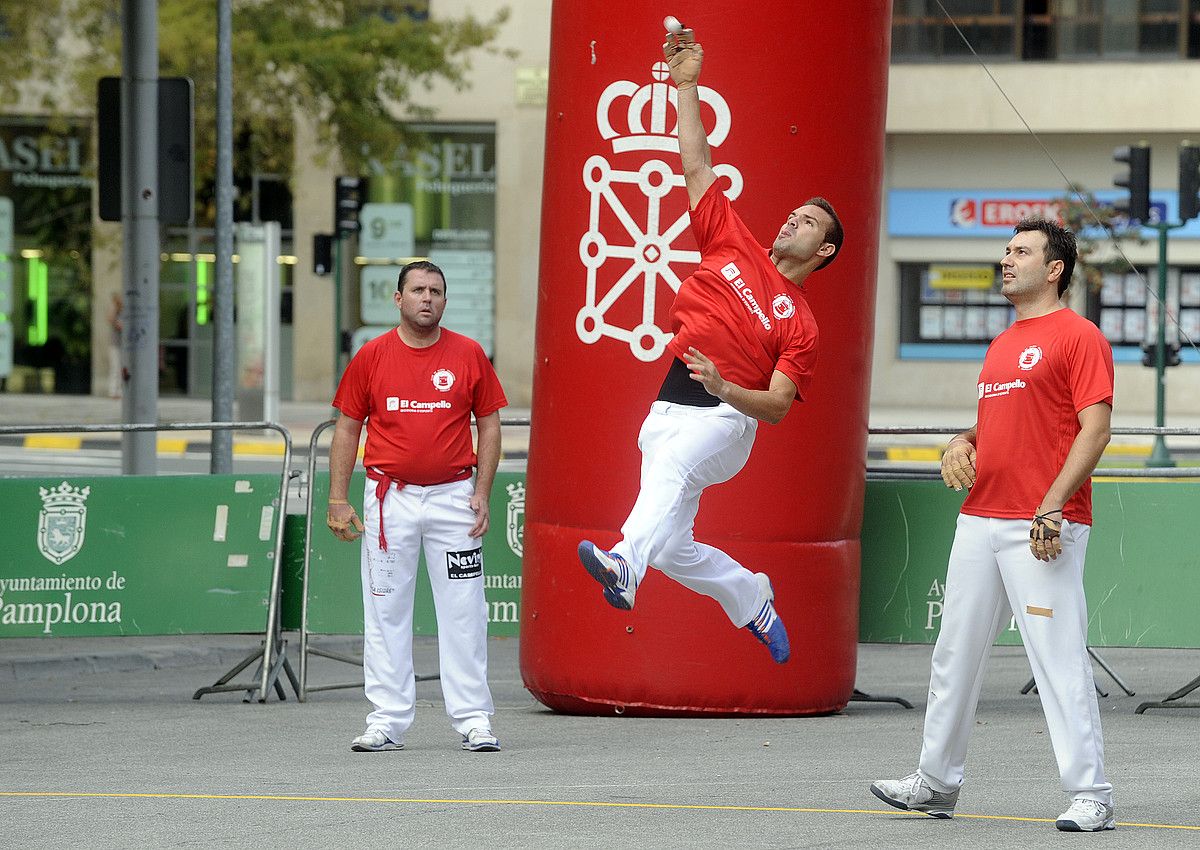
[1179,142,1200,223]
[1113,144,1151,223]
[334,175,367,236]
[1141,342,1182,368]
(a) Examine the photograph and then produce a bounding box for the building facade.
[5,1,1199,426]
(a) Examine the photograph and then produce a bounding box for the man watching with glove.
[871,218,1116,832]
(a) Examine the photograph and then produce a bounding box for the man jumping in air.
[577,23,844,664]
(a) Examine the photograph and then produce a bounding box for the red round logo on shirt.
[1017,345,1042,371]
[431,369,456,391]
[771,294,795,320]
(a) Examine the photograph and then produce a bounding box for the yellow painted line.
[1094,476,1200,483]
[876,444,1155,462]
[24,435,82,450]
[232,440,284,457]
[1106,443,1151,457]
[0,792,1194,830]
[156,438,188,456]
[886,447,942,462]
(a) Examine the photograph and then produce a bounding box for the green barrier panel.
[860,479,1200,648]
[279,513,307,632]
[0,474,281,637]
[305,470,525,637]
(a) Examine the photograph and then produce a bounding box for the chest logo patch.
[772,294,795,320]
[431,369,456,392]
[1017,345,1042,371]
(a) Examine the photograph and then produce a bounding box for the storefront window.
[0,117,92,394]
[899,263,1012,353]
[159,229,295,398]
[1092,267,1200,350]
[901,261,1200,362]
[354,122,497,357]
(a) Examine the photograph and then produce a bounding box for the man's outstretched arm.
[666,38,716,208]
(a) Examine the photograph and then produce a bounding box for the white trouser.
[919,514,1111,805]
[359,477,493,742]
[610,400,762,626]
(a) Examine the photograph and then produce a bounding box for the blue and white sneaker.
[577,540,637,610]
[461,727,501,752]
[745,573,790,663]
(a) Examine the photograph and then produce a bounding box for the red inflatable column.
[521,2,890,715]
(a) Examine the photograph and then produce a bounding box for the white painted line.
[213,505,228,542]
[227,554,249,568]
[235,480,253,493]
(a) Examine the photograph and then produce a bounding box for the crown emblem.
[37,480,91,565]
[579,62,742,363]
[39,481,91,508]
[596,63,731,154]
[505,481,525,503]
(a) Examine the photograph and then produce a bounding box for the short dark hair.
[396,260,446,293]
[1013,218,1077,296]
[805,197,843,272]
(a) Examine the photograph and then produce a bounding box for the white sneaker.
[1056,798,1115,832]
[461,727,501,752]
[350,729,403,752]
[870,772,959,818]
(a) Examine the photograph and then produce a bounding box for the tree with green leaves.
[0,0,509,225]
[1056,185,1147,293]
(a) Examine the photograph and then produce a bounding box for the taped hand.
[664,39,702,87]
[1029,512,1063,562]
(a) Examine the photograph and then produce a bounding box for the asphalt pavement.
[3,393,1200,846]
[3,634,1200,847]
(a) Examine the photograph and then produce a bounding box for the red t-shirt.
[333,328,507,485]
[961,308,1114,525]
[665,182,818,401]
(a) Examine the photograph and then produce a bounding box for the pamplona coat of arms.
[505,481,525,558]
[38,481,91,565]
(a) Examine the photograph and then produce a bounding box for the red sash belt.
[364,466,472,552]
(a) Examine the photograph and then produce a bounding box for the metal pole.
[333,235,343,381]
[1147,223,1173,468]
[211,0,234,473]
[120,0,159,474]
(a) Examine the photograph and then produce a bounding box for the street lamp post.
[1146,221,1177,467]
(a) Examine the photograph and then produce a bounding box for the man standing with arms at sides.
[576,24,844,664]
[871,219,1116,832]
[326,260,507,754]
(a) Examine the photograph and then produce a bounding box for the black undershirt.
[656,357,719,407]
